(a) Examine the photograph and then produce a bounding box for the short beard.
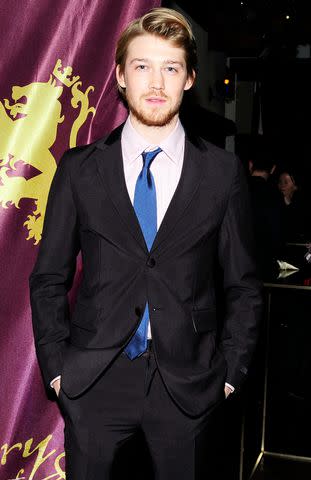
[127,97,182,127]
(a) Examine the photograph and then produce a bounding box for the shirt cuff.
[225,382,235,392]
[50,375,61,389]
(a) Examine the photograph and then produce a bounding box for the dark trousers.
[58,346,226,480]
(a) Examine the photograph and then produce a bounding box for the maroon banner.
[0,1,160,478]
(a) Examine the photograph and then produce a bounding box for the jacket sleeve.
[29,150,80,390]
[218,156,263,390]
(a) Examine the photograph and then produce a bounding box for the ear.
[248,160,253,173]
[116,65,126,89]
[184,70,196,91]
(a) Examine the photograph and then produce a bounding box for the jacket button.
[147,257,156,268]
[135,307,142,316]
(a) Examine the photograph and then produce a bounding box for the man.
[30,7,262,479]
[248,148,284,274]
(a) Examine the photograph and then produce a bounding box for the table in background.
[242,244,311,479]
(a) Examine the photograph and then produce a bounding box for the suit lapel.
[95,133,148,254]
[94,126,205,256]
[150,138,204,254]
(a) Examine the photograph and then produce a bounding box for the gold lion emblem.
[0,59,96,244]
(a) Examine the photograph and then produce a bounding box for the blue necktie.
[124,147,162,360]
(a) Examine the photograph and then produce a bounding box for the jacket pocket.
[71,302,101,333]
[191,307,217,334]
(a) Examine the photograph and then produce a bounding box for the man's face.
[116,33,194,127]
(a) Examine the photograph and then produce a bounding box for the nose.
[149,69,164,91]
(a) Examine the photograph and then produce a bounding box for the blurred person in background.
[248,150,285,276]
[278,168,311,242]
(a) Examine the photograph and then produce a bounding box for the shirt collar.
[121,116,185,165]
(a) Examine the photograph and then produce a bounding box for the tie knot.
[142,147,162,170]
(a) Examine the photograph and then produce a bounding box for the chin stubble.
[127,96,182,127]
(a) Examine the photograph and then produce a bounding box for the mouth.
[145,95,167,105]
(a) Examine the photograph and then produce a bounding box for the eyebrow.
[129,58,149,64]
[130,58,184,67]
[164,60,184,67]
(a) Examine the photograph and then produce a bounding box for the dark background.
[167,0,310,56]
[163,0,311,177]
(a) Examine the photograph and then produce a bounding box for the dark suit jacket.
[30,124,262,417]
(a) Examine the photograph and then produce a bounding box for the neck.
[129,113,179,144]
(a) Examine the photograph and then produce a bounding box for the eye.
[136,64,148,71]
[165,66,178,73]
